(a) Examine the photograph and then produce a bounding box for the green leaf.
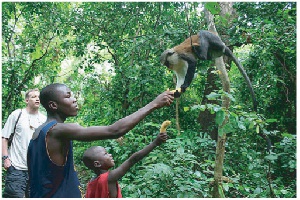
[206,92,220,100]
[184,107,190,112]
[281,189,288,195]
[218,127,225,137]
[204,2,221,15]
[265,154,278,161]
[223,183,229,192]
[176,147,184,154]
[216,110,225,125]
[249,121,255,129]
[30,45,43,60]
[282,133,294,138]
[199,104,206,111]
[218,184,225,198]
[266,118,277,123]
[238,120,246,130]
[254,187,263,194]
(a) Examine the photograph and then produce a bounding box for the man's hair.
[25,88,39,99]
[40,83,66,111]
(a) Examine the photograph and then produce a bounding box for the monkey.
[160,30,257,111]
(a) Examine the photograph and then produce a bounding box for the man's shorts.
[2,166,29,198]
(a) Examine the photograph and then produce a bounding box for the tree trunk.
[202,3,234,198]
[197,66,219,141]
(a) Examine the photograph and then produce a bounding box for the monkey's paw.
[170,88,181,98]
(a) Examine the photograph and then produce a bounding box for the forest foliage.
[2,2,296,198]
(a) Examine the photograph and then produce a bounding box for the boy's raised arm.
[51,91,174,141]
[107,132,168,188]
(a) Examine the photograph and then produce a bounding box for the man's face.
[26,91,40,109]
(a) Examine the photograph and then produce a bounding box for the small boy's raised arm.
[107,132,168,197]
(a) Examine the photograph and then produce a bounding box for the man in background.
[2,88,46,198]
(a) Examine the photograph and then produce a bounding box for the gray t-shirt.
[2,109,46,170]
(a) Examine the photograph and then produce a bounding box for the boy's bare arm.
[50,92,174,141]
[108,132,168,183]
[107,132,167,197]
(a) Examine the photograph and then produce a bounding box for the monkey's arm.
[180,57,197,92]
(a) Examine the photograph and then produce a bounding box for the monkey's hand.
[170,88,182,98]
[160,120,171,133]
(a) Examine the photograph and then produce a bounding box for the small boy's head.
[40,83,78,116]
[83,146,115,171]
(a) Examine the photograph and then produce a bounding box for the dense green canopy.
[2,2,296,198]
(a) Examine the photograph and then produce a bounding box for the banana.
[170,88,181,93]
[160,120,171,132]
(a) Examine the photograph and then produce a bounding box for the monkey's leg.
[192,45,207,60]
[202,31,227,58]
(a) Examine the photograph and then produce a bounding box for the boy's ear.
[94,161,101,168]
[48,101,58,110]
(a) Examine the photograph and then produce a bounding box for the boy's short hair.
[40,83,66,111]
[25,88,39,99]
[83,146,102,170]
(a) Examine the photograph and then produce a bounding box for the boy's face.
[95,147,115,170]
[55,85,78,117]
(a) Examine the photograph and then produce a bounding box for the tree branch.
[5,34,56,109]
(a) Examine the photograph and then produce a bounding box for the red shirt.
[85,171,122,198]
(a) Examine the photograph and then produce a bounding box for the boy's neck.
[95,169,108,176]
[46,113,66,123]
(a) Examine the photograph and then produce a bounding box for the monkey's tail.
[259,132,272,153]
[225,48,257,111]
[233,56,258,111]
[225,49,272,153]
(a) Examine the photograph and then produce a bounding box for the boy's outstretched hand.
[154,132,168,146]
[152,90,174,108]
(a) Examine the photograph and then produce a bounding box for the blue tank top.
[27,120,81,198]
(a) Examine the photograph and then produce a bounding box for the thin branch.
[106,46,118,66]
[5,34,56,107]
[273,52,295,83]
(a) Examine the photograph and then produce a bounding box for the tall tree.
[2,2,73,119]
[202,2,232,197]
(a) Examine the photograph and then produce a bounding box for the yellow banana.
[160,120,171,132]
[170,88,181,93]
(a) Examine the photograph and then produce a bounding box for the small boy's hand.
[155,132,168,146]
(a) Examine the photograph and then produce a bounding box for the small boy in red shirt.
[83,132,168,198]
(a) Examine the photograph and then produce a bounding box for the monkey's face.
[160,49,180,70]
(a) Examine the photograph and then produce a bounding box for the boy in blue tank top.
[27,83,174,198]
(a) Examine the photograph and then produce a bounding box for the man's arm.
[50,91,174,141]
[1,110,19,169]
[1,138,11,169]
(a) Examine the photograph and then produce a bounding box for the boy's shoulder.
[90,172,110,184]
